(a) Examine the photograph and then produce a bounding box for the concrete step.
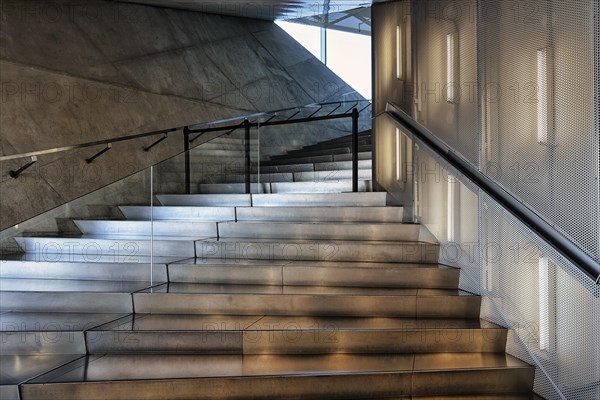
[86,314,506,355]
[217,221,419,241]
[133,285,479,318]
[168,260,458,289]
[20,353,534,400]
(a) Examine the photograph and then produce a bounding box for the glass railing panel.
[389,119,599,400]
[0,162,156,284]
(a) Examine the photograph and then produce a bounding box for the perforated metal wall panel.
[374,1,599,396]
[478,0,600,263]
[480,191,600,400]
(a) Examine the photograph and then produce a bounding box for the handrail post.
[183,127,191,194]
[244,119,251,194]
[351,108,359,192]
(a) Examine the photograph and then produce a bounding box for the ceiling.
[111,0,374,21]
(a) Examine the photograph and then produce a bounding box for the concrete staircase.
[0,132,535,399]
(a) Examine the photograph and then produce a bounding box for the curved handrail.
[0,99,372,163]
[384,102,600,284]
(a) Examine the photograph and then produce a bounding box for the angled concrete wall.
[0,0,362,231]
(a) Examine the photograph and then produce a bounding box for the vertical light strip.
[446,33,455,102]
[447,175,455,242]
[395,128,401,181]
[539,256,550,350]
[396,25,403,79]
[537,48,548,143]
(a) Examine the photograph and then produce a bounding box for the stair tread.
[0,354,83,385]
[138,283,470,297]
[198,237,435,245]
[179,259,449,269]
[0,254,187,264]
[26,353,531,384]
[17,234,214,241]
[0,312,129,331]
[0,279,156,293]
[93,314,501,332]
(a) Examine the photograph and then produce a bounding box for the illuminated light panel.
[537,48,548,143]
[539,257,550,350]
[447,175,455,242]
[396,25,403,79]
[446,33,456,102]
[395,128,401,181]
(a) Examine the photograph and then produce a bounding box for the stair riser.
[302,139,371,151]
[263,152,371,166]
[293,170,372,182]
[274,145,371,158]
[157,193,387,207]
[86,329,506,355]
[74,221,217,237]
[236,206,402,222]
[254,159,372,174]
[2,331,87,355]
[198,180,373,194]
[217,222,420,242]
[133,293,479,318]
[412,368,535,397]
[168,264,456,289]
[283,266,459,289]
[0,292,132,313]
[0,261,167,282]
[189,170,374,184]
[20,368,533,400]
[157,194,252,207]
[15,237,197,258]
[197,173,293,184]
[195,241,439,263]
[251,193,386,207]
[22,373,412,400]
[119,206,235,221]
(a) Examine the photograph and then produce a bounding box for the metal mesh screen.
[376,1,599,399]
[412,0,479,165]
[412,143,599,399]
[480,191,600,400]
[478,0,600,263]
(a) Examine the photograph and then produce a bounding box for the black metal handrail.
[182,107,362,194]
[384,102,600,284]
[0,99,371,163]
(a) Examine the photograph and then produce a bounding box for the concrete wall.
[0,0,361,231]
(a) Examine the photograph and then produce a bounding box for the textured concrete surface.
[0,0,364,232]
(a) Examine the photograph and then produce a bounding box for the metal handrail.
[0,99,371,163]
[384,102,600,284]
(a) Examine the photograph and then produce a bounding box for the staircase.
[0,132,535,399]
